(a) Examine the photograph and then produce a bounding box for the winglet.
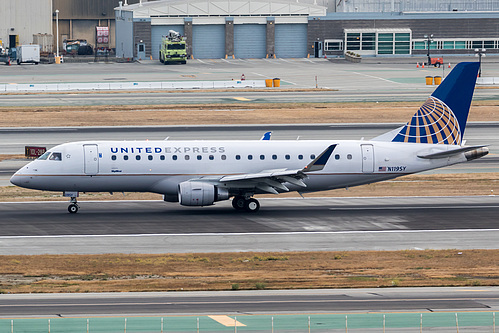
[303,144,336,172]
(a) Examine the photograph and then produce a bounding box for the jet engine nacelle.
[178,181,229,206]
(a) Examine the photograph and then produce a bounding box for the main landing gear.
[68,197,79,214]
[232,195,260,212]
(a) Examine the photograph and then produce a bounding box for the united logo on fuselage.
[110,146,226,154]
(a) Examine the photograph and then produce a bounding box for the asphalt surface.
[1,196,498,255]
[1,287,498,317]
[2,58,499,106]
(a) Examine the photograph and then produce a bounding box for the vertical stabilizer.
[390,62,479,145]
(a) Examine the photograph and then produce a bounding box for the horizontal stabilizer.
[417,145,488,159]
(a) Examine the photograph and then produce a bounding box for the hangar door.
[234,24,266,59]
[151,25,185,60]
[275,24,307,58]
[192,25,225,59]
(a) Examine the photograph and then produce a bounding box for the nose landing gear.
[232,195,260,212]
[68,197,79,214]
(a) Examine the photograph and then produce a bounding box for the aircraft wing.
[215,144,337,194]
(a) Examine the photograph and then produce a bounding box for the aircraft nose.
[10,174,24,186]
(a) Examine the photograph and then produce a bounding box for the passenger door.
[83,144,99,175]
[361,144,374,173]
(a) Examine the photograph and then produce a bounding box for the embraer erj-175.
[10,62,489,213]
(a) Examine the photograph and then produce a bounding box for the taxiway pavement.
[1,287,498,317]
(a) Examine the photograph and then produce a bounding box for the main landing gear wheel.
[244,198,260,212]
[232,196,246,210]
[68,204,78,214]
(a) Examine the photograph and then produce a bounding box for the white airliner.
[10,62,488,213]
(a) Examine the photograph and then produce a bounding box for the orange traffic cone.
[422,63,425,68]
[448,63,451,68]
[416,62,419,68]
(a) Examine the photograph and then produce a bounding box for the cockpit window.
[49,152,62,161]
[38,151,51,160]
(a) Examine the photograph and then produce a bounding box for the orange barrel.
[434,76,442,85]
[265,79,273,87]
[425,76,433,85]
[273,78,281,87]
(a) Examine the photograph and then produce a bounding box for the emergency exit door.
[84,144,99,175]
[361,144,374,173]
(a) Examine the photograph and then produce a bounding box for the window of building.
[362,33,375,50]
[346,33,361,50]
[394,33,410,54]
[325,39,343,51]
[378,33,394,54]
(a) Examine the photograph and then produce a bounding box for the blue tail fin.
[391,62,479,145]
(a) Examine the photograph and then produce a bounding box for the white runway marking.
[1,228,498,240]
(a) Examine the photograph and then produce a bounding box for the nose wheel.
[68,197,79,214]
[232,196,260,212]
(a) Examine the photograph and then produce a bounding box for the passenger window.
[136,155,141,161]
[236,155,241,160]
[185,155,190,160]
[197,155,202,160]
[148,155,153,161]
[124,155,129,160]
[347,154,352,160]
[248,155,253,160]
[221,155,227,160]
[209,155,214,160]
[298,154,303,160]
[285,154,290,160]
[335,154,340,160]
[49,152,62,161]
[272,154,277,160]
[111,155,117,161]
[160,155,165,161]
[172,155,177,160]
[310,154,316,159]
[260,155,265,160]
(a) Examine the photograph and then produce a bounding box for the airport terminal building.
[115,0,499,60]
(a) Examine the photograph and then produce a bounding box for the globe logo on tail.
[392,96,461,145]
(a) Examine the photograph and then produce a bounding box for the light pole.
[424,34,433,66]
[475,48,486,77]
[55,9,59,58]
